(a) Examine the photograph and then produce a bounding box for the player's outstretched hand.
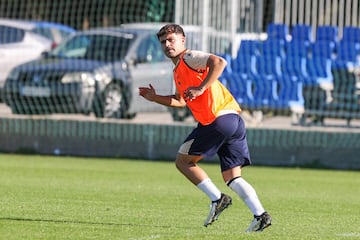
[139,84,157,102]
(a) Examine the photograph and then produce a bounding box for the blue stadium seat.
[260,39,286,58]
[306,56,333,88]
[222,72,253,108]
[291,24,314,46]
[342,26,360,44]
[311,41,335,59]
[286,41,310,58]
[280,55,310,114]
[248,75,278,110]
[282,55,308,82]
[266,23,289,45]
[271,75,304,113]
[231,54,257,77]
[301,56,333,113]
[256,54,282,78]
[237,39,260,56]
[333,41,360,69]
[316,25,338,49]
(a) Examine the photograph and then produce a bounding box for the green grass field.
[0,153,359,240]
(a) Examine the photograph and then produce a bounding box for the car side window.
[53,35,90,57]
[136,35,164,63]
[0,25,25,44]
[84,35,131,61]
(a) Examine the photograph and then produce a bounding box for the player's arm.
[199,54,227,90]
[184,53,227,100]
[139,84,186,108]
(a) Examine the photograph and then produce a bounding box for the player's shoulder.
[183,50,210,60]
[182,50,210,69]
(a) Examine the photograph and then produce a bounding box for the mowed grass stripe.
[0,153,359,240]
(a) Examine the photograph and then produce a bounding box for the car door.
[128,33,173,112]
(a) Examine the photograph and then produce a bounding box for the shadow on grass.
[0,217,188,229]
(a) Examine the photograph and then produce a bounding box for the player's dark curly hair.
[157,23,185,39]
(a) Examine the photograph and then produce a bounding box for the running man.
[139,23,271,232]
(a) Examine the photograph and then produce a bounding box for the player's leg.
[175,153,232,227]
[218,115,271,232]
[176,118,236,227]
[175,153,223,203]
[222,167,265,217]
[222,167,271,232]
[175,153,207,185]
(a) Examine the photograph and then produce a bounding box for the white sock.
[228,177,265,216]
[197,178,222,202]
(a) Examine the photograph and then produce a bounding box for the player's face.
[159,33,185,59]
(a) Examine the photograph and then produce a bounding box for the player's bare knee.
[175,154,194,171]
[175,155,186,171]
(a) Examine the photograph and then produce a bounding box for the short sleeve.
[183,50,210,70]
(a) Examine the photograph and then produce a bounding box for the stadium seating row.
[219,23,360,123]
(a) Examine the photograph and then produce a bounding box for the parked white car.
[0,18,76,100]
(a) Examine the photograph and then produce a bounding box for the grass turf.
[0,153,359,240]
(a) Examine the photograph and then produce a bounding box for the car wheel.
[94,83,126,119]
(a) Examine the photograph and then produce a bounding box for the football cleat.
[245,212,272,232]
[204,193,232,227]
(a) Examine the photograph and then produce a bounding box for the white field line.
[336,233,360,237]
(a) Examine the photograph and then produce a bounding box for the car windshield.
[51,34,133,61]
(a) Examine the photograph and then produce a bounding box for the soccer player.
[139,23,271,232]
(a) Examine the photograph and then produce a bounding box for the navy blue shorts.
[178,114,251,171]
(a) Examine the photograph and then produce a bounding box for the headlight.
[121,62,128,71]
[61,72,95,86]
[94,71,112,85]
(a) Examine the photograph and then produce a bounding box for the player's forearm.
[152,94,186,107]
